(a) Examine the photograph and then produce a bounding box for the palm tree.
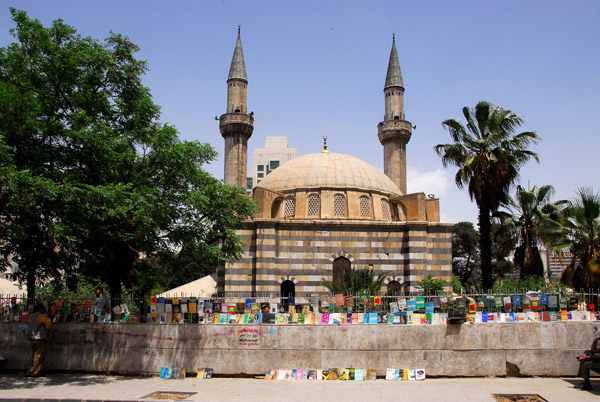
[434,101,540,290]
[541,188,600,290]
[496,184,557,277]
[322,266,387,295]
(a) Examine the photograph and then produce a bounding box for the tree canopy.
[435,101,539,290]
[0,9,256,299]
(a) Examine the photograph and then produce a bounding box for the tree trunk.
[478,206,493,290]
[26,267,36,303]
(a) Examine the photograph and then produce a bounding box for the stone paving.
[0,374,598,402]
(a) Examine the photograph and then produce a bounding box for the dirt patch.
[143,391,197,400]
[492,394,548,402]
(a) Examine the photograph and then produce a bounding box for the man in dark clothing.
[27,304,51,377]
[577,336,600,390]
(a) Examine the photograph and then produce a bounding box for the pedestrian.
[576,336,600,390]
[27,303,51,377]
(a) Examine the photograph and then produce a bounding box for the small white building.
[246,136,298,193]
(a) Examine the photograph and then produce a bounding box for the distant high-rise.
[246,136,298,192]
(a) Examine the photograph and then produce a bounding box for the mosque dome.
[253,152,406,221]
[255,152,402,196]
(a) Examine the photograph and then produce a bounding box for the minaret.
[377,34,412,194]
[219,26,254,189]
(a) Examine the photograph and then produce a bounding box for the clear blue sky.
[2,1,599,223]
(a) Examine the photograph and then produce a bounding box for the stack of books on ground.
[385,368,426,381]
[159,367,186,379]
[264,368,378,380]
[196,368,214,379]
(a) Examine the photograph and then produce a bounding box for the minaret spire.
[378,34,412,194]
[228,25,247,82]
[219,27,254,190]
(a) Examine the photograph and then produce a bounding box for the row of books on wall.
[263,368,426,381]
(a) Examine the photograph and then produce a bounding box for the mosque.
[216,29,452,298]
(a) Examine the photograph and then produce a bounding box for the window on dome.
[359,196,372,218]
[333,194,346,217]
[381,199,391,220]
[307,194,320,217]
[284,196,296,218]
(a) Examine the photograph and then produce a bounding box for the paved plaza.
[0,373,599,402]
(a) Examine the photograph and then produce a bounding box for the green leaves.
[0,10,256,299]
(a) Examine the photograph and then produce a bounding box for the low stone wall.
[1,321,598,377]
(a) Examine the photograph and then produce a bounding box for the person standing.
[27,304,51,377]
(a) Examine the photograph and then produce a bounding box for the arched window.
[387,280,403,295]
[359,196,372,218]
[307,193,320,217]
[392,203,406,221]
[284,196,295,217]
[381,198,391,220]
[333,194,346,217]
[332,257,351,293]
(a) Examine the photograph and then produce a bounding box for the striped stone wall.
[224,219,452,296]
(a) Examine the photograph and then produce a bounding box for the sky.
[2,1,599,224]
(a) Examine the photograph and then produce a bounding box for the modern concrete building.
[218,31,452,297]
[246,136,298,193]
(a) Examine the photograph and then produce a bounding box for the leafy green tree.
[322,266,387,295]
[542,188,600,290]
[452,222,480,283]
[418,274,446,294]
[0,9,256,299]
[495,185,558,277]
[434,101,539,290]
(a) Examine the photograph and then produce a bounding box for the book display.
[263,368,424,381]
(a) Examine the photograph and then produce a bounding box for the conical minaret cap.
[384,35,404,89]
[228,26,248,82]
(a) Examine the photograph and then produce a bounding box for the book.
[291,369,297,379]
[321,369,329,380]
[265,370,276,380]
[171,368,181,379]
[407,369,416,381]
[416,297,425,309]
[196,368,205,379]
[285,370,292,380]
[165,367,173,379]
[370,369,377,380]
[355,369,365,381]
[402,368,408,380]
[321,313,329,324]
[339,368,350,380]
[308,369,317,380]
[160,367,168,378]
[394,369,401,381]
[302,370,308,380]
[327,368,339,380]
[277,370,287,380]
[415,368,426,380]
[296,369,303,380]
[386,368,395,380]
[349,368,355,380]
[204,368,213,379]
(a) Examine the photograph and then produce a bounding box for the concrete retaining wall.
[1,321,598,377]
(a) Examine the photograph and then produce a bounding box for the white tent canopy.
[0,278,26,296]
[155,273,217,298]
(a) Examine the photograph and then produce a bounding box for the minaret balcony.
[219,112,254,138]
[377,119,412,144]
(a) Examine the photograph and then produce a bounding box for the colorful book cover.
[407,369,416,381]
[469,301,476,313]
[320,369,328,380]
[265,370,276,380]
[549,311,557,321]
[292,313,299,323]
[321,313,329,324]
[389,302,399,314]
[308,370,317,380]
[357,313,364,324]
[513,295,521,306]
[303,305,310,314]
[406,311,413,325]
[196,368,205,379]
[328,369,339,380]
[569,297,578,310]
[339,369,350,380]
[477,298,485,309]
[548,295,558,308]
[486,296,495,309]
[420,314,427,325]
[345,296,354,307]
[340,314,347,324]
[298,313,305,324]
[425,302,434,314]
[374,296,382,306]
[355,369,364,381]
[387,313,395,324]
[302,369,308,380]
[394,369,401,381]
[482,312,488,323]
[415,369,426,381]
[426,313,432,324]
[371,369,377,380]
[474,312,482,323]
[416,297,425,309]
[495,297,502,308]
[540,295,548,305]
[165,367,173,379]
[531,297,540,310]
[296,369,303,380]
[386,368,395,380]
[370,312,378,324]
[289,369,296,380]
[160,367,168,378]
[288,297,295,306]
[407,299,416,311]
[335,294,345,306]
[349,368,355,380]
[398,298,407,311]
[508,312,515,322]
[560,310,568,321]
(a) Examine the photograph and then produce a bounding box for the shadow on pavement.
[562,378,600,396]
[0,372,147,390]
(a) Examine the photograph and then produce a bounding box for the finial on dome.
[321,136,330,153]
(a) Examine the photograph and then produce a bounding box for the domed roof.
[255,152,402,195]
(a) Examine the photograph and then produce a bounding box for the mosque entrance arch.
[280,280,295,312]
[332,257,351,293]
